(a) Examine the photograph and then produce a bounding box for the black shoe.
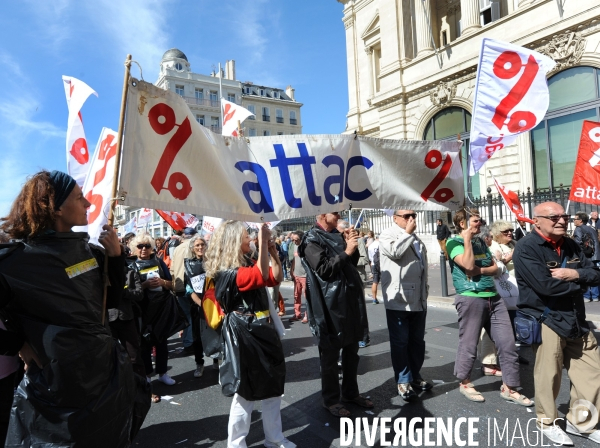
[398,383,417,401]
[517,355,529,365]
[410,379,433,391]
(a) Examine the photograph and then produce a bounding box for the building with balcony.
[116,48,304,237]
[337,0,600,198]
[155,48,303,137]
[241,82,303,136]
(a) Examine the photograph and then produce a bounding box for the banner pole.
[565,200,571,215]
[102,54,132,326]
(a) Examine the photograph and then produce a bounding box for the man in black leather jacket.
[299,212,372,418]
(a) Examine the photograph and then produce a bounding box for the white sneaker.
[538,423,574,446]
[193,364,204,378]
[566,419,600,444]
[157,373,176,386]
[264,438,296,448]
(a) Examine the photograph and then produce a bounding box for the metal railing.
[276,185,592,235]
[183,96,233,108]
[290,118,297,125]
[262,115,271,122]
[276,117,284,123]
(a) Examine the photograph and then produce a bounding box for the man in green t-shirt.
[447,208,532,408]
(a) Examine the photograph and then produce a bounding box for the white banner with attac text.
[120,80,464,222]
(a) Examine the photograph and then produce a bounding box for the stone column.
[460,0,481,36]
[415,0,434,56]
[365,47,374,99]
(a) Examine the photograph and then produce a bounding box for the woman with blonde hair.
[490,220,516,275]
[203,221,294,448]
[128,233,178,388]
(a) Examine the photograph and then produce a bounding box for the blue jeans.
[177,294,194,348]
[385,308,427,384]
[584,285,599,300]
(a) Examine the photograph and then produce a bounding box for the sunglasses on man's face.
[137,244,152,250]
[395,213,417,220]
[536,214,570,223]
[500,229,514,234]
[547,258,580,268]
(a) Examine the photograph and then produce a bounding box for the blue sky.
[0,0,349,216]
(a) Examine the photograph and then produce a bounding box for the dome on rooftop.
[162,48,188,61]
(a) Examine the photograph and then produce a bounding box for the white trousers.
[227,393,284,448]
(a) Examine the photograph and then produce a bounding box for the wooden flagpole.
[101,54,132,325]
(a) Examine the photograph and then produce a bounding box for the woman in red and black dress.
[203,221,294,448]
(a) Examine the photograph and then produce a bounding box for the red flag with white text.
[569,120,600,205]
[62,76,97,186]
[492,176,535,224]
[156,210,199,232]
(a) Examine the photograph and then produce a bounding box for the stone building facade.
[337,0,600,198]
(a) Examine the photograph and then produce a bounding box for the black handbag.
[514,310,547,345]
[514,257,564,345]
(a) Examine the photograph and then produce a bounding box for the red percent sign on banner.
[420,149,454,203]
[85,133,117,223]
[491,51,539,133]
[149,103,193,200]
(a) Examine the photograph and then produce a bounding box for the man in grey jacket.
[379,209,431,401]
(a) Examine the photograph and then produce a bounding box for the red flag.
[156,210,199,232]
[569,120,600,205]
[492,176,535,224]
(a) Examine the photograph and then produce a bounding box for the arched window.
[423,107,479,197]
[531,66,600,191]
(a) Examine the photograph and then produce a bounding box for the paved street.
[135,282,600,447]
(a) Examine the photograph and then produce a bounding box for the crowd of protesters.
[0,170,599,447]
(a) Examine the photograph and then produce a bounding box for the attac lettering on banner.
[120,79,464,222]
[569,120,600,205]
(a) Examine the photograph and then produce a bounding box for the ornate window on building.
[423,106,480,197]
[531,66,600,191]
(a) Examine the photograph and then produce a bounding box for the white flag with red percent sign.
[119,79,464,222]
[156,210,199,232]
[137,208,153,226]
[72,128,118,244]
[221,98,254,137]
[62,76,98,186]
[492,175,535,224]
[468,39,556,176]
[123,215,137,234]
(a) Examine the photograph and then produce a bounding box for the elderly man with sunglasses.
[513,202,600,445]
[379,210,432,400]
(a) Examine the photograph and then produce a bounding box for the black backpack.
[580,230,595,257]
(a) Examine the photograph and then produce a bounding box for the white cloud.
[23,0,72,53]
[228,0,269,64]
[86,0,172,80]
[0,53,65,216]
